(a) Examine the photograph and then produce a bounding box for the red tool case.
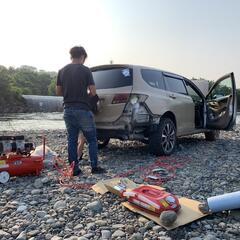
[123,185,180,216]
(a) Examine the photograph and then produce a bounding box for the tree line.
[0,65,239,112]
[0,65,56,112]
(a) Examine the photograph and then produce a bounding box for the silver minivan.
[91,64,237,155]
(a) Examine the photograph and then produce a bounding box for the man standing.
[56,46,105,175]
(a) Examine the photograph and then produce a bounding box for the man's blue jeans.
[63,107,98,169]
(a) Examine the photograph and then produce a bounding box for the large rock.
[86,222,95,230]
[159,210,177,226]
[152,225,162,233]
[73,223,84,230]
[46,218,56,224]
[36,210,47,218]
[112,230,125,238]
[138,216,148,224]
[64,237,78,240]
[31,189,42,195]
[204,234,217,240]
[129,233,143,240]
[3,189,16,196]
[145,220,154,230]
[101,230,111,239]
[95,220,107,226]
[16,231,27,240]
[126,225,135,234]
[112,223,125,229]
[41,176,50,184]
[53,200,66,211]
[86,200,102,213]
[16,205,27,213]
[33,178,43,188]
[78,237,88,240]
[0,230,11,238]
[51,236,62,240]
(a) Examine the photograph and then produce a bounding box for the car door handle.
[168,94,176,99]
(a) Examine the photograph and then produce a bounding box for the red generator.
[0,153,43,183]
[0,135,45,183]
[123,185,181,216]
[0,154,44,183]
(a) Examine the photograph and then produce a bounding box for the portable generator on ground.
[122,185,181,216]
[0,136,45,183]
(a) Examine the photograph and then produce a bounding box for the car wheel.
[98,138,110,149]
[204,130,220,141]
[149,118,176,156]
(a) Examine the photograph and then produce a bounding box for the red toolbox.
[123,185,180,216]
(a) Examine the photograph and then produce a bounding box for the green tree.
[0,65,57,112]
[48,77,57,96]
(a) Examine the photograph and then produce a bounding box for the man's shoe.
[91,166,106,174]
[73,168,82,176]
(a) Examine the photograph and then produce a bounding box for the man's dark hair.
[70,46,87,59]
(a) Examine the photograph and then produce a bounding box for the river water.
[0,112,239,132]
[0,112,65,131]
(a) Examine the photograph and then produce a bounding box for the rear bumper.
[96,116,161,141]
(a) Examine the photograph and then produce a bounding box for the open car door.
[205,72,237,130]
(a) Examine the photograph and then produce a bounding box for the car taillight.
[129,94,148,104]
[112,93,130,104]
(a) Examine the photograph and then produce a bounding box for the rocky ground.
[0,126,240,240]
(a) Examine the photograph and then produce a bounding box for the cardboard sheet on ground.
[92,178,137,195]
[92,178,207,230]
[92,178,165,195]
[122,198,207,230]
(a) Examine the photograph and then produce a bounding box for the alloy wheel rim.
[161,122,175,153]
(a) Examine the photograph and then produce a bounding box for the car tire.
[98,138,110,149]
[204,130,220,141]
[149,118,176,156]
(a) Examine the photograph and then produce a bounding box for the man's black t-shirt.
[57,64,95,110]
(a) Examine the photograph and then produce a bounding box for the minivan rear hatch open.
[91,65,133,123]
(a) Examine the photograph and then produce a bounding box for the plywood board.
[122,197,207,230]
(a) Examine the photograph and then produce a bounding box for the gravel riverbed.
[0,126,240,240]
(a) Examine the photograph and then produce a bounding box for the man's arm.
[56,85,63,96]
[88,85,96,96]
[56,70,63,96]
[87,69,97,96]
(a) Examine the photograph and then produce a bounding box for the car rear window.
[92,68,133,89]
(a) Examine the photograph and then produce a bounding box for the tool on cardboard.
[122,185,180,216]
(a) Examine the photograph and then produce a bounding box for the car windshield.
[92,68,133,89]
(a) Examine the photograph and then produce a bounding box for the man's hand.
[56,85,63,96]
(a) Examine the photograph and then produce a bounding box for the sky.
[0,0,240,87]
